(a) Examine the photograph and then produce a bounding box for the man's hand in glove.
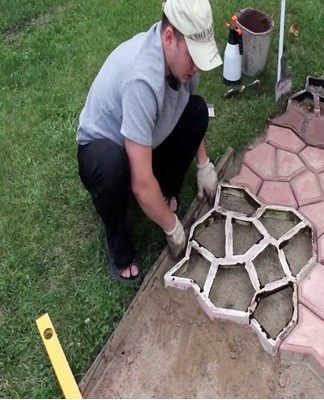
[197,157,218,203]
[164,214,186,258]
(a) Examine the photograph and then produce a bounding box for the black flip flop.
[105,242,142,285]
[108,258,142,285]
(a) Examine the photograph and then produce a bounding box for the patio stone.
[299,263,324,320]
[230,164,262,194]
[304,119,324,148]
[318,234,324,264]
[299,201,324,237]
[291,170,324,207]
[319,172,324,192]
[244,143,276,180]
[266,125,306,153]
[299,146,324,173]
[276,149,307,181]
[281,304,324,369]
[270,107,306,136]
[258,181,298,208]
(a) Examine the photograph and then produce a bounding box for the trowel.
[275,0,292,101]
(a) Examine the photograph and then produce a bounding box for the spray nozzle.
[225,15,243,54]
[225,15,242,36]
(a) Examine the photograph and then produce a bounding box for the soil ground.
[79,138,324,398]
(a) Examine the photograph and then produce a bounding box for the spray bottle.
[223,15,243,85]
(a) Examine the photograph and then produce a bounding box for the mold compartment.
[259,209,301,239]
[290,89,324,116]
[252,284,294,340]
[280,226,314,277]
[218,186,260,215]
[253,244,285,287]
[305,76,324,96]
[172,248,211,290]
[232,218,263,255]
[209,264,255,311]
[193,211,226,258]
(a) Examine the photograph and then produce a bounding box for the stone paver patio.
[230,83,324,369]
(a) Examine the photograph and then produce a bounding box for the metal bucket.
[236,8,274,77]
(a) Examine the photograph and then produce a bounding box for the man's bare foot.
[120,262,139,279]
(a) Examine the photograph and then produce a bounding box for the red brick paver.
[276,149,307,181]
[304,119,324,147]
[291,170,324,207]
[271,107,305,134]
[318,234,324,264]
[299,201,324,237]
[244,143,276,180]
[319,172,324,192]
[299,147,324,174]
[299,263,324,320]
[229,164,262,194]
[281,304,324,369]
[230,97,324,371]
[266,125,306,153]
[258,181,298,208]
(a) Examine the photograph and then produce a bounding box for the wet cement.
[194,216,226,258]
[282,227,314,276]
[233,219,263,255]
[253,285,294,339]
[209,264,255,311]
[259,209,300,239]
[219,187,260,215]
[174,249,210,290]
[253,244,286,286]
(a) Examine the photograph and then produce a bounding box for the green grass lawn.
[0,0,323,397]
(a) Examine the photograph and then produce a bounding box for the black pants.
[77,94,208,270]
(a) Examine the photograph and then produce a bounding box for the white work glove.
[164,214,186,258]
[197,157,218,203]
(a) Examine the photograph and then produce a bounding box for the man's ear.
[163,25,175,49]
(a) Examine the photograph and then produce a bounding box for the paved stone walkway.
[230,89,324,369]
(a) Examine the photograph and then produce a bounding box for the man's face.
[165,29,200,83]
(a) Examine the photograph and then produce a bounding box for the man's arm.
[125,138,176,232]
[196,138,208,165]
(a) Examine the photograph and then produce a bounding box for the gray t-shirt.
[76,22,197,149]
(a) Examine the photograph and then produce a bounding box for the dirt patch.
[82,254,324,398]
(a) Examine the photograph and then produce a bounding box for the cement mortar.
[259,211,299,239]
[233,219,263,255]
[174,249,210,289]
[253,244,286,286]
[219,190,259,215]
[282,227,313,276]
[253,286,294,339]
[209,264,255,311]
[194,218,226,258]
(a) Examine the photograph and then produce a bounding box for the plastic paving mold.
[164,183,317,355]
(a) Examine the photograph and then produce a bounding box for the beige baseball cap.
[162,0,223,71]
